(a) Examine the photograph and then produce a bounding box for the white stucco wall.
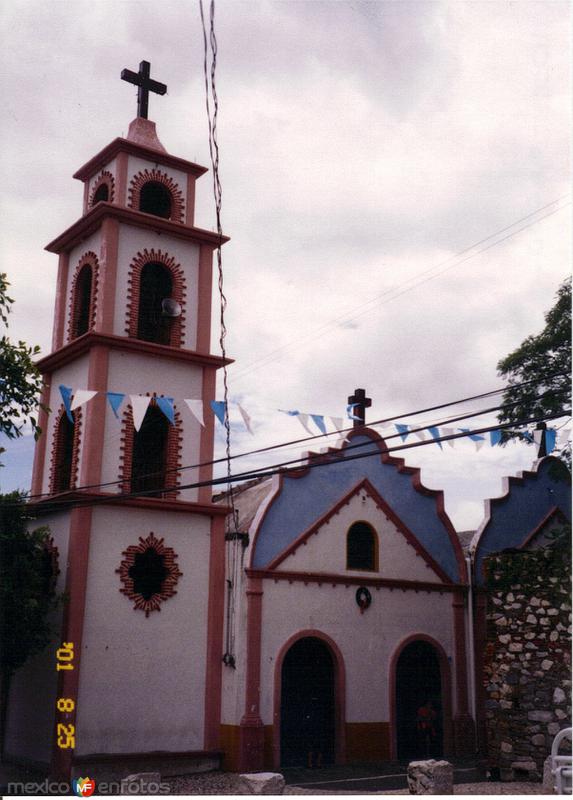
[114,225,200,350]
[277,491,442,582]
[75,506,212,755]
[257,581,455,725]
[4,511,71,764]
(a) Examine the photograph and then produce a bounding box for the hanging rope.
[199,0,240,666]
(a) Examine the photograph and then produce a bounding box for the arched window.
[346,522,377,571]
[139,181,172,219]
[52,412,78,493]
[73,264,93,338]
[93,183,109,204]
[136,262,173,344]
[131,404,170,495]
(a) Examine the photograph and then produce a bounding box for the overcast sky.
[1,0,570,528]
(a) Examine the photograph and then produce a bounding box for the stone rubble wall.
[482,548,572,781]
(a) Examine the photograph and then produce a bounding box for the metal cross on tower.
[121,60,167,120]
[348,388,372,428]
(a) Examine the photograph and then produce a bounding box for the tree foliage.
[0,492,61,678]
[0,273,45,447]
[497,279,571,456]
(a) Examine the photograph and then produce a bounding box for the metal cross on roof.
[348,388,372,428]
[121,60,167,120]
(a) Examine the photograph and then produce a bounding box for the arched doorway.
[280,637,336,768]
[395,639,444,760]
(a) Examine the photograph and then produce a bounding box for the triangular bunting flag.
[489,430,503,447]
[546,429,557,454]
[310,414,327,435]
[156,396,175,425]
[522,431,534,444]
[107,392,126,419]
[185,399,205,427]
[475,439,486,451]
[533,429,543,446]
[428,426,443,450]
[346,403,361,422]
[237,404,254,435]
[59,385,74,423]
[460,428,485,443]
[395,423,409,442]
[441,427,456,448]
[130,395,151,432]
[330,417,344,432]
[414,429,427,442]
[211,400,227,426]
[70,389,97,412]
[297,413,314,435]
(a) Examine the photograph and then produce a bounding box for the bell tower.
[5,63,230,780]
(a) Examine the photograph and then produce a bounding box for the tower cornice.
[73,137,208,182]
[45,203,229,254]
[36,332,233,373]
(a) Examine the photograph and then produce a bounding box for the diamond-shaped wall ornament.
[116,532,182,617]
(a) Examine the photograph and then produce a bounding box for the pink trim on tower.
[88,171,116,209]
[272,629,346,768]
[197,245,214,353]
[116,152,129,207]
[388,633,453,760]
[79,345,110,487]
[186,173,197,226]
[98,217,120,334]
[50,505,93,780]
[198,367,217,504]
[30,377,52,496]
[52,253,70,351]
[203,515,226,749]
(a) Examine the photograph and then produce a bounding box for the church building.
[3,67,569,782]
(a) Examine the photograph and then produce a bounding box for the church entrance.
[280,637,336,768]
[395,640,444,761]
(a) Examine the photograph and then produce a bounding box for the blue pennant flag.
[156,396,175,425]
[210,400,227,426]
[490,430,503,447]
[522,431,534,443]
[459,428,485,442]
[346,403,361,422]
[310,414,327,435]
[428,426,442,450]
[395,423,409,442]
[59,385,74,423]
[106,392,125,419]
[546,429,557,453]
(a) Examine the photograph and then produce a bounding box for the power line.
[231,197,570,382]
[21,372,568,501]
[22,408,570,513]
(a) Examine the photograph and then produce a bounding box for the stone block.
[528,710,553,722]
[553,687,566,704]
[120,773,162,794]
[407,760,453,795]
[543,755,555,794]
[238,772,286,795]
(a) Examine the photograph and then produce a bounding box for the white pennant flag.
[237,404,254,435]
[130,395,151,432]
[442,427,456,448]
[185,399,205,427]
[70,389,97,411]
[533,429,543,447]
[475,439,486,451]
[330,417,344,432]
[414,429,428,442]
[297,413,314,435]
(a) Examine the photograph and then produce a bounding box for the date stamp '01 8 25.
[55,642,76,750]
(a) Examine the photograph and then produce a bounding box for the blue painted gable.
[250,429,465,583]
[473,457,572,585]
